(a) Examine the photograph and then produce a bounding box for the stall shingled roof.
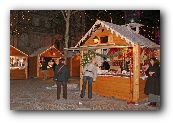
[10,45,28,56]
[75,20,158,48]
[29,45,61,57]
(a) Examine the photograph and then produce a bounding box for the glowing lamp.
[93,36,99,44]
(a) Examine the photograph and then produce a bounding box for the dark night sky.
[10,10,160,44]
[84,10,160,44]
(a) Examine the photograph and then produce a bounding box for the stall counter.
[86,75,147,102]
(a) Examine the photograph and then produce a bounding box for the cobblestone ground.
[10,77,160,110]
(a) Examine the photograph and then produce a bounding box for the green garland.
[81,47,128,66]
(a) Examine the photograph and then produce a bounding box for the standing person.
[125,56,130,72]
[54,58,70,100]
[52,59,58,87]
[144,58,160,107]
[101,57,110,70]
[80,58,97,99]
[120,56,130,72]
[41,58,48,80]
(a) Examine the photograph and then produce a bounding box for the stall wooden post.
[132,44,141,102]
[80,50,83,91]
[25,57,28,79]
[37,55,40,77]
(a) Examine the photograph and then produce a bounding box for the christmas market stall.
[29,45,63,79]
[10,45,28,79]
[65,20,160,103]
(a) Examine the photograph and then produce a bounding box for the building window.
[100,36,108,43]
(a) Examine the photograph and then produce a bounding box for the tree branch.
[71,10,78,15]
[61,10,67,21]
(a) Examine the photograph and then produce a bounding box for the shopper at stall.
[101,57,110,70]
[125,56,130,72]
[144,58,160,107]
[80,58,97,99]
[52,59,58,87]
[54,58,70,100]
[41,58,48,80]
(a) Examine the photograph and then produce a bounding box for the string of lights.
[10,10,160,44]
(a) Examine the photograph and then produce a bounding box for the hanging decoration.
[81,47,128,66]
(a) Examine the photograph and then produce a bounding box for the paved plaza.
[10,77,160,110]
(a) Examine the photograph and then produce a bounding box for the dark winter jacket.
[102,61,110,70]
[54,63,70,82]
[52,62,57,72]
[144,64,160,95]
[42,62,48,70]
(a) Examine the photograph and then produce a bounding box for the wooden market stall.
[10,45,28,79]
[29,45,62,79]
[66,20,160,103]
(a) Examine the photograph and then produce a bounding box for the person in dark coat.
[125,56,130,72]
[52,59,58,87]
[101,57,110,70]
[54,58,70,100]
[41,59,48,80]
[144,58,160,107]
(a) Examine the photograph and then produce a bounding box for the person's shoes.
[80,93,85,98]
[148,102,153,106]
[52,84,57,87]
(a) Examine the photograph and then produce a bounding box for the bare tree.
[61,10,79,48]
[61,10,82,61]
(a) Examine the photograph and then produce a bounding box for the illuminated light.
[14,18,15,19]
[28,11,30,12]
[23,18,25,19]
[122,17,123,18]
[93,36,99,44]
